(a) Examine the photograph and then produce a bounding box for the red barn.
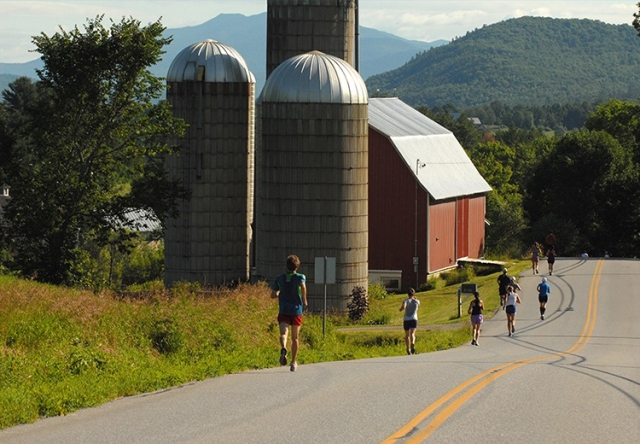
[368,98,492,291]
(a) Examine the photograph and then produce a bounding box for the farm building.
[368,98,492,291]
[256,50,369,312]
[0,185,10,223]
[162,0,492,310]
[164,40,256,287]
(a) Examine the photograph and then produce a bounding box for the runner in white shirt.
[504,285,522,337]
[399,288,420,355]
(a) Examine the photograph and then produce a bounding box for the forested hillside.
[0,74,19,95]
[367,17,640,108]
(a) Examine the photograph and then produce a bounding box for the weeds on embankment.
[0,260,526,429]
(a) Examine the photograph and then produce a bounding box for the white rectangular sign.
[314,256,336,284]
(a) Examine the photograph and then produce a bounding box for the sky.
[0,0,636,63]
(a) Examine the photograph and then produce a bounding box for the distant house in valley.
[368,98,492,291]
[0,184,10,223]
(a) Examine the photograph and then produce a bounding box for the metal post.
[414,159,425,289]
[457,287,462,318]
[323,256,327,336]
[414,162,418,288]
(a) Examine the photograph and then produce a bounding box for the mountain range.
[0,12,443,97]
[2,15,640,109]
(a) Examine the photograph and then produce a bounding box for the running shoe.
[471,339,476,345]
[541,315,545,320]
[410,344,416,354]
[279,347,287,366]
[474,341,479,346]
[511,325,515,333]
[290,361,297,372]
[406,349,411,355]
[508,332,512,337]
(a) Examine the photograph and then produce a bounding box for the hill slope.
[366,17,640,108]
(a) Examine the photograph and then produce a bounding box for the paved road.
[2,258,638,443]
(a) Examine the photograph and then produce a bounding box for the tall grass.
[0,260,527,429]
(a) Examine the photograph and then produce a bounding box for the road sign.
[315,257,336,284]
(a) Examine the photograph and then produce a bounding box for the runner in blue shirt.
[537,277,551,320]
[271,255,308,371]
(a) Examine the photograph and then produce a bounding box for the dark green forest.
[367,16,640,109]
[422,98,640,259]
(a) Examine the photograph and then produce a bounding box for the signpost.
[315,256,336,335]
[457,282,477,318]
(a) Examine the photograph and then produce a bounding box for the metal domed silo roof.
[260,51,367,104]
[167,39,254,83]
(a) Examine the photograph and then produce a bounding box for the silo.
[165,39,255,287]
[266,0,356,77]
[257,51,368,312]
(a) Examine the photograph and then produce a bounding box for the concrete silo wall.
[165,81,255,287]
[257,102,368,312]
[267,0,356,77]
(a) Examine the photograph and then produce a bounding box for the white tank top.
[506,292,517,306]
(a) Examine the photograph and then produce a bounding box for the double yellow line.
[381,259,604,443]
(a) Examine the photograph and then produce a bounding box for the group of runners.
[270,246,555,369]
[531,245,556,275]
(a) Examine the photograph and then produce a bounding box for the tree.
[525,129,638,256]
[585,99,640,161]
[1,16,187,285]
[466,141,527,255]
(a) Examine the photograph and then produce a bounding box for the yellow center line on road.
[381,259,604,444]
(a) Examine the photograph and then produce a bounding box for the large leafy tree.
[466,141,527,255]
[585,99,640,161]
[1,16,187,285]
[525,129,638,256]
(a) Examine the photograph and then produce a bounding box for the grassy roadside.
[0,259,527,429]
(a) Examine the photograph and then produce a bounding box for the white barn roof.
[368,98,492,200]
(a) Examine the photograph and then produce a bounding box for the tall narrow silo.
[257,51,368,312]
[165,39,255,287]
[266,0,356,77]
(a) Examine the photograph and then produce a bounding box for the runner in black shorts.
[497,268,511,310]
[400,288,420,355]
[537,277,551,320]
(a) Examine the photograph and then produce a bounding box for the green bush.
[420,276,439,291]
[366,314,391,325]
[441,266,476,286]
[149,318,184,354]
[368,282,389,300]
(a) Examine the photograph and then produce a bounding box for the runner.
[497,268,511,310]
[509,276,521,293]
[530,243,541,275]
[271,254,308,372]
[467,291,484,346]
[547,247,556,275]
[537,277,551,320]
[504,285,522,337]
[399,288,420,355]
